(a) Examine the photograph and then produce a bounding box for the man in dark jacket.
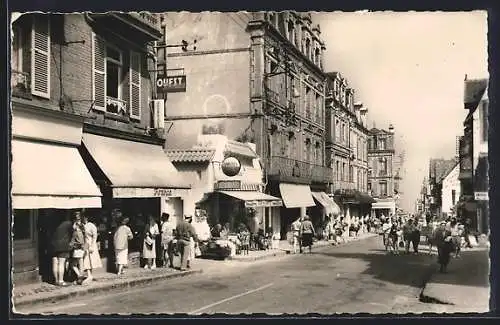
[50,214,74,286]
[175,216,198,271]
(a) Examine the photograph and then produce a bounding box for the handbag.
[73,248,85,258]
[145,235,154,248]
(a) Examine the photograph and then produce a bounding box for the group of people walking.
[290,215,316,254]
[380,216,421,255]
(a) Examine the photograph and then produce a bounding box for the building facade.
[441,163,460,217]
[458,76,489,233]
[162,12,336,239]
[11,12,190,282]
[367,125,398,217]
[325,72,372,228]
[428,158,457,218]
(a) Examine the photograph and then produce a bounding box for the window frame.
[13,209,37,246]
[105,43,123,101]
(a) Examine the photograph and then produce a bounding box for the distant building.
[367,125,398,217]
[428,158,457,217]
[441,163,460,217]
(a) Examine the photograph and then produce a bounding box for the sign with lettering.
[245,200,283,208]
[156,75,187,93]
[113,187,188,198]
[215,180,242,190]
[221,156,241,177]
[474,192,489,201]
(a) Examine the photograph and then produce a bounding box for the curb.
[13,269,202,309]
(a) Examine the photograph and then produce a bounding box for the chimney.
[388,124,394,134]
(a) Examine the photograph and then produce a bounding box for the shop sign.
[113,187,187,198]
[474,192,489,201]
[221,156,241,177]
[215,180,241,190]
[156,75,187,93]
[245,200,283,208]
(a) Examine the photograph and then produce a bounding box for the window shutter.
[92,33,106,111]
[129,51,141,120]
[31,15,50,98]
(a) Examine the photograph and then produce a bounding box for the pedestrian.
[291,216,302,254]
[50,214,73,286]
[82,213,102,283]
[388,221,399,254]
[175,215,198,271]
[186,215,196,268]
[402,219,414,254]
[68,211,87,284]
[300,215,316,254]
[160,213,175,268]
[249,209,260,250]
[381,217,391,250]
[435,221,453,273]
[142,214,160,270]
[411,220,421,254]
[114,217,134,275]
[450,218,461,258]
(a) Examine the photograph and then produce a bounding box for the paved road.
[21,236,459,315]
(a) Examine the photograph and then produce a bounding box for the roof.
[369,127,390,134]
[165,148,216,163]
[464,78,488,107]
[225,141,257,158]
[429,158,457,182]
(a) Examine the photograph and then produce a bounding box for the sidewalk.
[13,266,202,310]
[420,248,490,312]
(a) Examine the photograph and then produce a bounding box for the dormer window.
[305,38,311,59]
[287,20,295,45]
[314,48,321,67]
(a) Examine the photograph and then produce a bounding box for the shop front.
[80,132,190,269]
[277,183,316,240]
[11,104,103,284]
[371,199,396,219]
[310,191,341,236]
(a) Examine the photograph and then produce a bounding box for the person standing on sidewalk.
[142,215,160,270]
[411,219,421,254]
[50,214,73,286]
[160,213,175,268]
[450,218,461,258]
[300,215,316,254]
[175,215,198,271]
[114,217,134,275]
[68,211,87,284]
[82,214,102,283]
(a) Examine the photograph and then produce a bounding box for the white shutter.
[129,51,141,120]
[92,33,106,111]
[31,15,50,98]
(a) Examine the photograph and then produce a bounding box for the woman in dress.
[82,214,102,282]
[300,215,316,254]
[69,211,87,284]
[113,217,133,275]
[142,215,160,269]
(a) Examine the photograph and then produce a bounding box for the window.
[13,210,34,241]
[92,33,142,119]
[305,38,311,59]
[481,102,488,142]
[379,182,388,196]
[11,15,51,99]
[305,86,311,119]
[335,119,340,141]
[315,48,321,67]
[349,166,354,182]
[342,163,346,181]
[336,161,340,180]
[451,189,456,206]
[287,20,295,45]
[379,138,386,150]
[368,182,372,192]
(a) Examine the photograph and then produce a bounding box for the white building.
[441,163,460,216]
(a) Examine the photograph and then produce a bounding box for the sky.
[314,11,488,212]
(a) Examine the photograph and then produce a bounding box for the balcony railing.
[266,156,333,184]
[11,70,31,99]
[332,180,355,192]
[106,97,127,115]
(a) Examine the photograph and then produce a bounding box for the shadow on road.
[314,249,437,290]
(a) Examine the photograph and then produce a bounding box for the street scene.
[10,11,489,316]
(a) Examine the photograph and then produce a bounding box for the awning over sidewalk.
[311,191,341,215]
[11,139,102,209]
[279,183,315,208]
[356,191,376,204]
[82,133,190,198]
[218,191,282,208]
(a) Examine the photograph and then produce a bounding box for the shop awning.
[312,191,341,215]
[219,191,283,208]
[82,133,190,198]
[279,183,315,208]
[356,191,376,204]
[11,139,102,209]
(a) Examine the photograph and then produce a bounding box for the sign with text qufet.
[156,75,187,93]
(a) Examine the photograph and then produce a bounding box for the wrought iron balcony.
[332,180,355,192]
[11,70,32,99]
[106,96,127,115]
[265,156,333,184]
